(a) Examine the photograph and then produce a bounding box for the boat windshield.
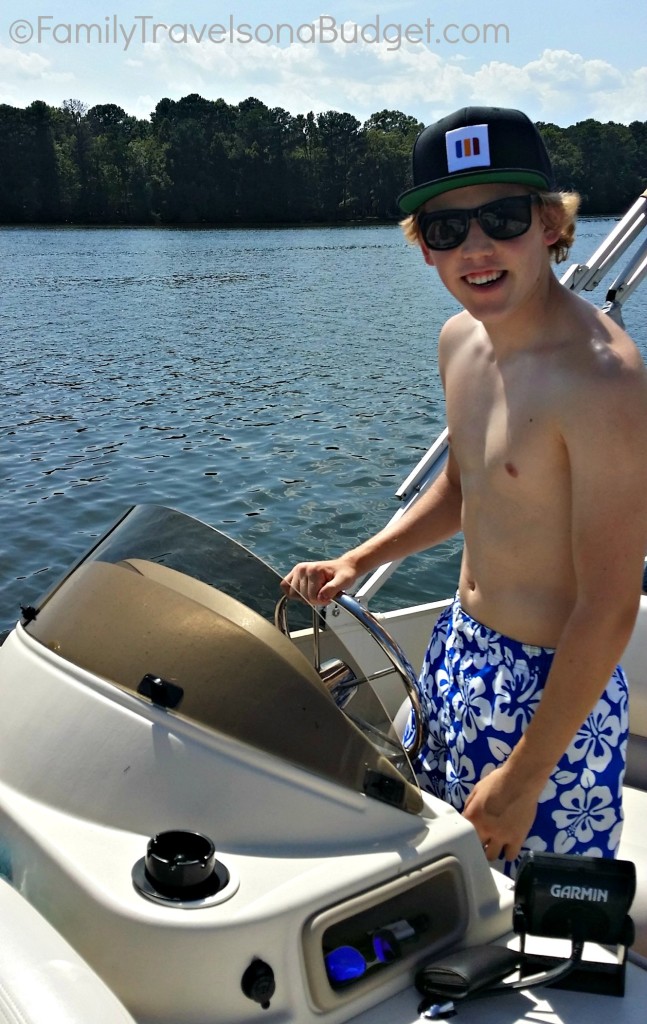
[25,505,421,814]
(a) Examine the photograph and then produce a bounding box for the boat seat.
[0,878,136,1024]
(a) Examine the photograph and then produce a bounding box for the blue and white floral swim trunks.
[403,596,628,876]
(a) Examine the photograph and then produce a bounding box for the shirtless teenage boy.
[281,107,647,872]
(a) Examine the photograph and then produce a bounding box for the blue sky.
[1,0,646,126]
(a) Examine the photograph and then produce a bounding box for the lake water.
[2,218,646,635]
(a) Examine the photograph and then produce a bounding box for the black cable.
[493,940,584,992]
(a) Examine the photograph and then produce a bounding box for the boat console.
[0,505,512,1023]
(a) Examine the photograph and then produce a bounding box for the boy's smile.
[463,271,505,286]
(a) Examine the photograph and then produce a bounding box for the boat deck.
[349,944,647,1024]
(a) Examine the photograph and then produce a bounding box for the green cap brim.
[398,169,551,214]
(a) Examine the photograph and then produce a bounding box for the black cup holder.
[133,830,232,906]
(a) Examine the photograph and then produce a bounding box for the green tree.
[60,99,93,219]
[537,123,584,195]
[1,99,645,224]
[151,94,237,222]
[127,133,171,222]
[314,110,363,220]
[567,120,641,212]
[0,102,62,221]
[85,104,144,220]
[361,110,423,219]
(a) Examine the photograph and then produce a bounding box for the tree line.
[1,94,646,225]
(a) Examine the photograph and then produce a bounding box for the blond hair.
[400,190,580,264]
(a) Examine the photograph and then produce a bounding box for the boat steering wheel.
[275,591,424,760]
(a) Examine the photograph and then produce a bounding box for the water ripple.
[1,221,645,634]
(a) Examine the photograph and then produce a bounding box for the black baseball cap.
[398,106,555,213]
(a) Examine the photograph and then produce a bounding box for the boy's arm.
[463,357,647,861]
[281,446,462,604]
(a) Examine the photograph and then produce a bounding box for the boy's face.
[416,182,559,325]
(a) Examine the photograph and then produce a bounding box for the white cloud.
[589,66,647,124]
[127,94,158,120]
[131,36,646,126]
[522,50,609,87]
[366,47,644,126]
[0,44,51,77]
[465,49,642,126]
[1,29,646,128]
[0,43,75,104]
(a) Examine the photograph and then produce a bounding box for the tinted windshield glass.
[26,505,421,814]
[66,503,312,627]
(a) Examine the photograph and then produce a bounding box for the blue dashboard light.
[372,929,399,964]
[324,946,368,983]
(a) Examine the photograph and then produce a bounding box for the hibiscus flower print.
[492,660,542,734]
[412,596,628,867]
[451,673,491,743]
[552,784,618,852]
[567,699,624,772]
[411,714,446,783]
[445,752,476,809]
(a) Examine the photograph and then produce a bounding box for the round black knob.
[145,831,216,896]
[241,959,275,1009]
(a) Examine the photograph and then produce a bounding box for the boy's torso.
[441,297,625,647]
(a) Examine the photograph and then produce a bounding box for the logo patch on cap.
[446,124,491,173]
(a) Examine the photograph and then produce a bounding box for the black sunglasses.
[417,194,539,251]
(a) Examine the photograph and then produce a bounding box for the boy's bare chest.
[444,354,567,497]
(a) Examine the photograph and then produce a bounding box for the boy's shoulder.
[437,311,479,372]
[439,309,473,339]
[550,297,647,446]
[556,294,646,387]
